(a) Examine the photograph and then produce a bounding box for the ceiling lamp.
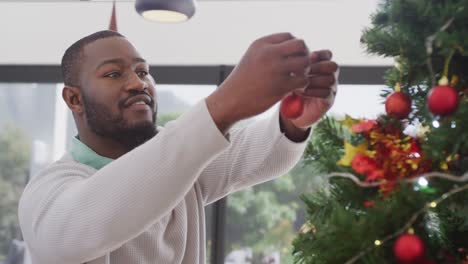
[135,0,196,23]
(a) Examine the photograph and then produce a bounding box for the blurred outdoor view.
[0,83,383,264]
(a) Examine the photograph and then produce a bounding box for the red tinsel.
[344,118,431,194]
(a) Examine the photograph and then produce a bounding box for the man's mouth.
[124,94,153,108]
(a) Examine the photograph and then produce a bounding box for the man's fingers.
[308,61,338,75]
[275,38,309,57]
[310,50,333,63]
[259,32,295,44]
[286,74,309,90]
[302,88,332,98]
[306,74,336,88]
[283,56,310,75]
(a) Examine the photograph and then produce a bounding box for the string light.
[343,182,468,264]
[325,171,468,189]
[432,120,440,128]
[417,177,428,187]
[407,228,415,234]
[323,171,468,264]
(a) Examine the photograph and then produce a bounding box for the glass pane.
[0,82,216,262]
[0,83,67,262]
[328,84,385,119]
[156,84,216,124]
[224,85,385,263]
[205,204,214,264]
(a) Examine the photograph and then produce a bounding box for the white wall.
[0,0,393,66]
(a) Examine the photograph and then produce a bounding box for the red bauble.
[280,94,304,119]
[351,154,378,174]
[427,85,459,115]
[363,200,375,208]
[385,92,412,119]
[393,234,425,263]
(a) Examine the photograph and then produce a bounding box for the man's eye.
[137,71,149,78]
[105,72,121,78]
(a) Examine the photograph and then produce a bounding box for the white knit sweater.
[18,100,309,264]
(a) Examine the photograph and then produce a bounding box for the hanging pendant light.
[135,0,196,23]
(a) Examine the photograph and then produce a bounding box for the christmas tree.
[292,0,468,263]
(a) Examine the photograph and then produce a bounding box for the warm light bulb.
[417,177,428,187]
[429,202,437,208]
[135,0,196,23]
[374,240,382,246]
[142,10,188,22]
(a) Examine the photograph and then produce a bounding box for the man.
[18,30,338,264]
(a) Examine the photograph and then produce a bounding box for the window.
[156,84,216,124]
[328,85,385,119]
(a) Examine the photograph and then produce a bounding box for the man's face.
[79,37,158,149]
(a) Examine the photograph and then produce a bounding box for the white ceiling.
[22,0,342,1]
[0,0,393,66]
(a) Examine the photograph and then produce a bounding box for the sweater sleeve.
[18,100,229,264]
[197,108,310,205]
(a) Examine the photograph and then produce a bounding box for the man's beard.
[82,92,158,151]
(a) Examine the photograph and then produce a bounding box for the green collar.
[70,137,114,170]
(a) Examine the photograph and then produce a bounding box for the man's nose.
[125,72,147,92]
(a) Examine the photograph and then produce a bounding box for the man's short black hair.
[61,30,124,87]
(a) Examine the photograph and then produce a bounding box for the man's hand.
[206,33,312,133]
[282,50,339,130]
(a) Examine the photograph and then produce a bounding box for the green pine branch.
[293,1,468,262]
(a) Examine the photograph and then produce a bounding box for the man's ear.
[62,86,83,114]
